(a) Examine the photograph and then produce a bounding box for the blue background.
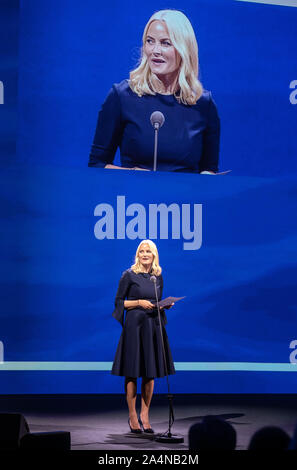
[1,0,297,393]
[0,0,18,167]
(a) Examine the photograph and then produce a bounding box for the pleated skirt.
[111,308,176,378]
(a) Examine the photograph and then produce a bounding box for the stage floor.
[1,394,297,450]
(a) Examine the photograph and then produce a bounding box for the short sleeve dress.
[111,269,176,378]
[89,79,220,173]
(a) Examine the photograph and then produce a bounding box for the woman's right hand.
[138,299,154,309]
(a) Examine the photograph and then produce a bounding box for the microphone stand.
[151,277,184,443]
[150,111,164,171]
[153,125,159,172]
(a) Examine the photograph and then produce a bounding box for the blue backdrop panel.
[0,166,297,393]
[0,0,19,167]
[16,0,297,176]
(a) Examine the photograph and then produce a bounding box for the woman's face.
[144,20,180,79]
[138,243,154,269]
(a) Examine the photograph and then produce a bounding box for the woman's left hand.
[163,302,175,310]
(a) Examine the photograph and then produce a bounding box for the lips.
[152,59,165,63]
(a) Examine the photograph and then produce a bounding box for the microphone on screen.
[150,111,165,171]
[150,111,165,130]
[150,275,157,283]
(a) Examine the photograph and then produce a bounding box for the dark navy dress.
[111,269,176,378]
[89,79,220,173]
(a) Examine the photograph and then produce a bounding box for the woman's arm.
[125,300,154,309]
[199,92,220,174]
[104,164,150,171]
[88,85,123,168]
[112,271,130,325]
[105,164,133,170]
[124,300,139,308]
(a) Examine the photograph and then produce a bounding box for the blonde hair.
[131,240,162,275]
[129,9,203,105]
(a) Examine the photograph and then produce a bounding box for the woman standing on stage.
[111,240,175,433]
[89,9,220,174]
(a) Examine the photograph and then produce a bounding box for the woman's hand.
[138,299,154,309]
[163,302,175,310]
[104,164,150,171]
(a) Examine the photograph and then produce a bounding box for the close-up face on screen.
[1,0,297,460]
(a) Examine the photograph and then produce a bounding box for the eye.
[162,41,171,47]
[146,38,153,44]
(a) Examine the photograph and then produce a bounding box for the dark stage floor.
[1,394,297,450]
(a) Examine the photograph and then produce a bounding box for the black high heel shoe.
[128,417,142,434]
[138,415,154,434]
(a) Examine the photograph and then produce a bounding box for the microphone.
[150,111,165,171]
[150,111,165,130]
[149,272,181,443]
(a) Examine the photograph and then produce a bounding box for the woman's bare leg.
[140,377,154,428]
[125,377,140,429]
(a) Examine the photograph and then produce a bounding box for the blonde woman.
[89,9,220,174]
[111,240,175,433]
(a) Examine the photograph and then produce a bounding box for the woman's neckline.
[156,92,174,96]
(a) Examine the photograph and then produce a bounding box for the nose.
[152,42,161,55]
